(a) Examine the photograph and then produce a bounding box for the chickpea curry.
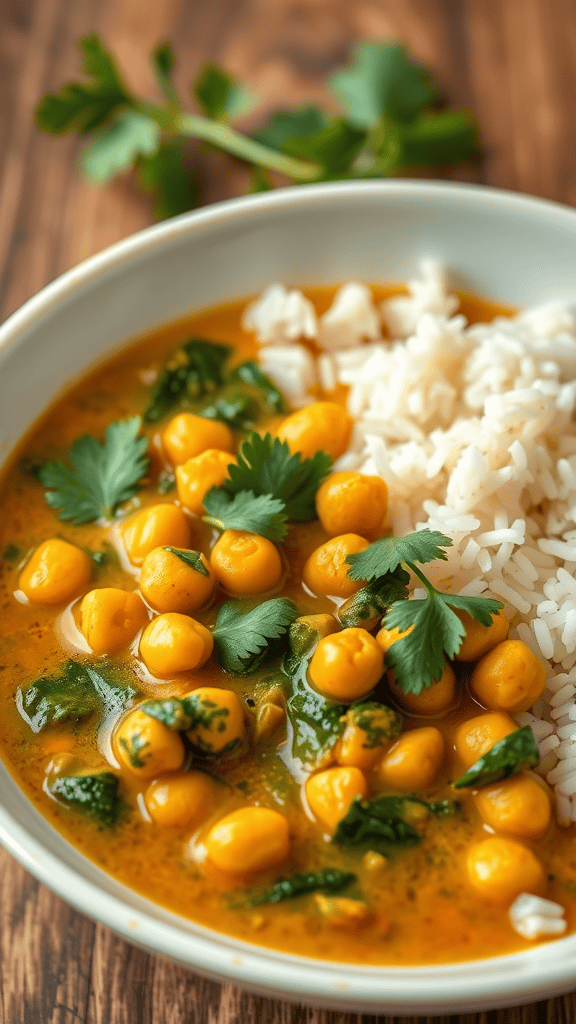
[1,286,575,967]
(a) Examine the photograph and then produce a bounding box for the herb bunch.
[36,36,479,219]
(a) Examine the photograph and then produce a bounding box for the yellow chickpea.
[163,413,235,466]
[145,771,216,827]
[377,727,445,791]
[466,837,546,904]
[204,806,290,874]
[140,546,215,614]
[115,707,185,778]
[80,588,149,655]
[455,606,509,662]
[305,766,368,832]
[475,772,552,841]
[376,624,413,654]
[309,627,384,702]
[140,613,214,677]
[387,663,456,716]
[19,538,92,605]
[454,712,518,769]
[185,687,246,755]
[303,533,369,599]
[121,504,192,566]
[276,401,353,461]
[470,640,547,714]
[335,703,402,770]
[210,530,282,596]
[176,449,237,516]
[316,471,389,538]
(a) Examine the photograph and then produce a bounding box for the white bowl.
[2,181,576,1014]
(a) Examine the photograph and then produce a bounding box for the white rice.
[244,262,576,822]
[509,893,567,939]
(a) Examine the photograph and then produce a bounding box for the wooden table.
[2,0,576,1020]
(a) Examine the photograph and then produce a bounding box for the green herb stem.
[139,102,321,181]
[405,560,436,597]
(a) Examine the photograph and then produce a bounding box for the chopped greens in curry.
[0,286,573,967]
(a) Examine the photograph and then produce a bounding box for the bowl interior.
[2,181,576,1013]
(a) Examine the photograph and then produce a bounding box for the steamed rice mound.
[244,263,576,824]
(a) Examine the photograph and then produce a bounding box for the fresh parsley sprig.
[213,597,298,674]
[224,432,331,522]
[35,36,479,219]
[39,416,149,524]
[203,488,288,542]
[347,529,504,695]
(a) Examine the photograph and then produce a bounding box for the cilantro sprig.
[39,416,149,524]
[347,530,504,695]
[203,488,288,542]
[35,36,479,219]
[213,597,298,674]
[224,432,331,522]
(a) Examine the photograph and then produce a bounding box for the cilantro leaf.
[330,41,438,129]
[254,105,326,150]
[35,34,130,134]
[138,139,197,219]
[144,339,231,422]
[193,63,256,122]
[163,547,209,576]
[80,109,159,183]
[203,488,288,541]
[347,529,452,581]
[399,109,479,166]
[384,591,503,694]
[338,567,410,628]
[39,417,148,524]
[213,598,298,674]
[453,726,540,790]
[225,433,331,522]
[242,869,356,907]
[152,41,179,105]
[275,117,366,179]
[49,772,124,827]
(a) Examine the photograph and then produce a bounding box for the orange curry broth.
[1,284,575,967]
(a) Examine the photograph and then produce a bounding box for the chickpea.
[121,504,192,566]
[276,402,353,461]
[376,624,413,654]
[466,836,546,904]
[145,771,216,827]
[470,640,546,714]
[388,663,456,716]
[316,471,388,538]
[335,702,402,770]
[303,533,369,599]
[163,413,234,466]
[309,627,384,702]
[176,450,236,516]
[19,538,92,605]
[455,606,509,662]
[211,530,282,597]
[454,712,517,769]
[289,613,341,659]
[475,772,551,841]
[80,588,149,655]
[377,727,445,791]
[185,687,246,755]
[140,546,215,614]
[204,806,290,874]
[115,707,185,778]
[140,613,214,677]
[305,766,368,832]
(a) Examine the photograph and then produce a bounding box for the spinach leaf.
[144,339,231,422]
[333,795,457,851]
[286,686,345,768]
[231,361,287,414]
[344,701,402,748]
[338,567,410,628]
[49,772,124,827]
[243,868,356,906]
[200,392,254,430]
[140,697,191,730]
[453,725,539,790]
[18,660,139,733]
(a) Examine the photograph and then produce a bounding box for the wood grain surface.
[1,0,576,1021]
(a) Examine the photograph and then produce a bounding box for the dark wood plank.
[1,0,576,1022]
